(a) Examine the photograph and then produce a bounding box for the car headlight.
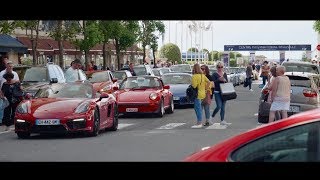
[16,102,29,114]
[75,101,90,114]
[149,93,158,100]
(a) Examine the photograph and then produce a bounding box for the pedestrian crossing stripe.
[156,123,186,129]
[118,123,134,130]
[205,123,227,129]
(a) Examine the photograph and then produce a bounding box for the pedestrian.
[0,91,9,126]
[129,62,136,76]
[191,63,210,128]
[1,72,24,131]
[91,61,98,70]
[268,66,291,123]
[201,65,214,126]
[260,61,270,86]
[0,60,20,89]
[0,56,8,72]
[65,59,86,82]
[210,61,231,126]
[246,62,253,91]
[266,65,277,103]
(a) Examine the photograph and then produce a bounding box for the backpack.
[186,85,198,101]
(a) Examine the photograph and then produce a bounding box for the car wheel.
[17,132,30,139]
[157,99,165,117]
[108,104,119,131]
[89,108,100,137]
[166,97,174,114]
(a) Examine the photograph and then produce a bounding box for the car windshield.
[120,77,160,89]
[283,63,319,74]
[23,67,48,82]
[113,71,126,80]
[170,65,191,72]
[288,76,311,87]
[133,66,147,76]
[49,83,93,98]
[162,74,191,84]
[160,68,171,74]
[152,69,161,76]
[89,72,110,83]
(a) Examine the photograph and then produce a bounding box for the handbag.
[220,82,237,101]
[202,91,212,105]
[186,85,198,101]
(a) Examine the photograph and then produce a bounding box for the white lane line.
[205,123,227,129]
[254,113,258,116]
[0,128,14,135]
[118,123,134,130]
[156,123,186,130]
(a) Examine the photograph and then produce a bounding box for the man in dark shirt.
[129,63,136,76]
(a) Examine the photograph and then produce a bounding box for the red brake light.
[303,89,317,97]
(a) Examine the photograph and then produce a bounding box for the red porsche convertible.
[115,76,174,117]
[14,82,118,138]
[185,108,320,162]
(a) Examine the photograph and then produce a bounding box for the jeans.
[246,77,252,89]
[211,92,226,121]
[202,101,211,120]
[262,76,268,85]
[194,98,202,123]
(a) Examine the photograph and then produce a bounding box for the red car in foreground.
[15,82,118,138]
[115,76,174,117]
[185,108,320,162]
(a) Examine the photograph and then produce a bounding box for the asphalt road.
[0,82,262,161]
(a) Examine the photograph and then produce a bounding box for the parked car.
[14,82,119,138]
[185,108,320,162]
[88,70,119,94]
[258,72,320,123]
[282,61,320,74]
[115,76,174,117]
[162,73,193,106]
[152,68,164,78]
[133,65,155,76]
[170,64,192,74]
[112,70,132,84]
[21,63,66,97]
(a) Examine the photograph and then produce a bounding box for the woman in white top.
[268,66,291,123]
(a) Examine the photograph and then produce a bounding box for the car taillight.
[303,89,317,97]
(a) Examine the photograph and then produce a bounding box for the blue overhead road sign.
[224,45,311,51]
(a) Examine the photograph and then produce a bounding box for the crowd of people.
[190,60,291,128]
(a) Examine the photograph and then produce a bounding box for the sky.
[157,21,319,61]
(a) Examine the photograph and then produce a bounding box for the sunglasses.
[217,66,223,68]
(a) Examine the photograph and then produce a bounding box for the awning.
[0,34,28,53]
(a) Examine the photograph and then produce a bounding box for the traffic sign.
[317,44,320,51]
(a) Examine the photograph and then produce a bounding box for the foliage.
[159,43,181,64]
[0,21,17,34]
[313,20,320,33]
[230,58,237,67]
[187,47,198,52]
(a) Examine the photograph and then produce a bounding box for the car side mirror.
[98,93,109,101]
[112,78,118,83]
[113,86,119,91]
[50,78,58,83]
[163,85,170,89]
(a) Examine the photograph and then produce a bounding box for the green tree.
[106,21,139,70]
[210,51,219,61]
[138,21,165,66]
[98,20,113,70]
[187,47,198,52]
[16,20,40,66]
[236,53,242,58]
[229,52,235,59]
[0,21,16,34]
[313,20,320,33]
[159,43,181,64]
[230,58,237,67]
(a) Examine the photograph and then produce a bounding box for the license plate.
[173,97,180,100]
[126,108,138,112]
[289,106,300,112]
[36,119,60,125]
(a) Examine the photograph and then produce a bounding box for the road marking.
[156,123,186,130]
[146,130,176,134]
[0,128,14,135]
[118,123,134,130]
[205,123,227,129]
[254,113,258,116]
